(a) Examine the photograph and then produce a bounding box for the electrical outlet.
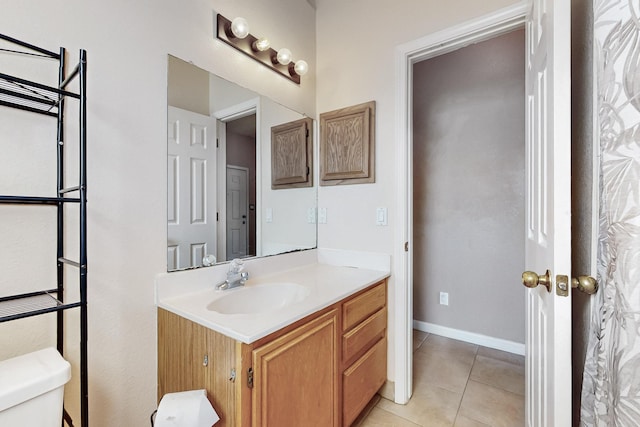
[439,292,449,306]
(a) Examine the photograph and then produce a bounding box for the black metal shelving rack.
[0,34,88,427]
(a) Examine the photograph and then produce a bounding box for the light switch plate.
[318,207,327,224]
[307,207,316,224]
[376,207,387,226]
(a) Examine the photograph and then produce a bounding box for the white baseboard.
[413,320,525,356]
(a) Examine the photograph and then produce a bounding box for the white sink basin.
[207,282,310,315]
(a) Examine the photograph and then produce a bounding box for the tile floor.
[355,331,525,427]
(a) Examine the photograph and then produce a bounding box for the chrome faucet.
[215,259,249,290]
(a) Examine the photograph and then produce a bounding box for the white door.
[524,0,572,425]
[226,165,248,259]
[167,106,217,270]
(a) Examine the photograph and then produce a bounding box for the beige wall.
[0,0,315,425]
[167,54,210,115]
[412,29,525,344]
[315,0,523,380]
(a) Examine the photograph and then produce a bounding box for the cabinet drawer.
[342,307,386,364]
[342,282,386,332]
[342,337,387,427]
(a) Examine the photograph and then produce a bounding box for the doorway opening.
[411,28,526,354]
[224,114,257,260]
[409,27,526,423]
[393,3,528,405]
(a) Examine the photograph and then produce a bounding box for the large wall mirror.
[167,55,317,271]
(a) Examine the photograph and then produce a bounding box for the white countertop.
[157,263,389,344]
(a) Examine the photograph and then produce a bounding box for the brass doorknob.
[572,276,598,294]
[522,270,551,292]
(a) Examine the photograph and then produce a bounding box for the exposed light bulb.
[293,60,308,76]
[276,48,292,65]
[252,37,270,52]
[230,17,250,39]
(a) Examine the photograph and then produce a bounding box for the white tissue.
[155,389,220,427]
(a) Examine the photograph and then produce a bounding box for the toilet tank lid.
[0,347,71,412]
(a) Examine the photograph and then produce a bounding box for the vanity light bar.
[215,14,303,85]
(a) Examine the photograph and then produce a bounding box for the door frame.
[393,2,529,404]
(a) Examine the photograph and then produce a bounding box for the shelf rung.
[0,195,81,204]
[0,34,60,59]
[0,291,82,323]
[60,63,80,89]
[0,72,80,100]
[58,257,81,268]
[59,186,80,194]
[0,99,58,117]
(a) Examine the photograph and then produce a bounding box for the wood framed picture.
[271,117,313,189]
[319,101,375,186]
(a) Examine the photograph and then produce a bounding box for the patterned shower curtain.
[581,0,640,425]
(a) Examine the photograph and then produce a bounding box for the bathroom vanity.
[157,263,388,427]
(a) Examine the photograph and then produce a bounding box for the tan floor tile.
[453,414,491,427]
[470,355,525,396]
[421,335,478,359]
[356,406,422,427]
[477,346,525,366]
[413,347,475,393]
[458,380,525,427]
[377,384,462,426]
[413,329,429,351]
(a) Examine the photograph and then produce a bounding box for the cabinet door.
[252,310,339,427]
[157,309,209,398]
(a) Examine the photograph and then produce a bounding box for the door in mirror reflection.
[167,106,217,271]
[226,166,249,258]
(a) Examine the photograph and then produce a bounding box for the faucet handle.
[229,258,244,274]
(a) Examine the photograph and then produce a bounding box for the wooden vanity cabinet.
[158,309,244,427]
[157,279,387,427]
[341,282,387,427]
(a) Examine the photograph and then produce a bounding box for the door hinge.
[404,242,409,252]
[306,128,309,138]
[216,138,219,148]
[247,367,254,389]
[307,166,310,176]
[216,212,219,221]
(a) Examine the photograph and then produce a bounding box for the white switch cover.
[266,208,273,223]
[376,207,388,226]
[439,292,449,306]
[307,207,316,224]
[318,207,327,224]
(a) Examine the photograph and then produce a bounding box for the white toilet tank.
[0,347,71,427]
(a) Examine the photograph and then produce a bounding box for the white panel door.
[167,106,217,270]
[226,165,248,259]
[524,0,572,425]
